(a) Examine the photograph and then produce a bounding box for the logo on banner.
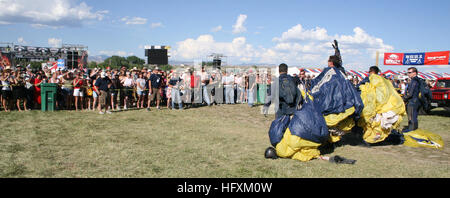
[425,51,450,65]
[57,59,65,69]
[384,53,403,65]
[403,53,425,65]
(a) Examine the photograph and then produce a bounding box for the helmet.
[264,147,278,159]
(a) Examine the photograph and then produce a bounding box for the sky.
[1,0,450,73]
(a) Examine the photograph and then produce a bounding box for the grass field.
[0,105,449,178]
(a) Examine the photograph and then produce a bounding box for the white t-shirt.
[123,78,134,87]
[136,78,146,91]
[222,75,235,86]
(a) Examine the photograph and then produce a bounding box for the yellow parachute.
[403,129,444,150]
[276,128,322,162]
[358,75,406,143]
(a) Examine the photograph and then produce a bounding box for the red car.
[431,77,450,111]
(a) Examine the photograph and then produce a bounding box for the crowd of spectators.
[0,65,274,113]
[0,65,438,113]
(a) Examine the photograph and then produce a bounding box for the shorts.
[1,90,12,100]
[73,88,84,97]
[93,91,98,98]
[123,87,133,98]
[13,86,25,100]
[99,90,108,106]
[149,87,161,101]
[137,90,145,96]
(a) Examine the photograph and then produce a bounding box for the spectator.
[121,71,134,110]
[1,68,13,112]
[148,68,162,110]
[95,72,112,114]
[110,73,121,111]
[33,73,43,108]
[73,73,84,111]
[169,71,183,110]
[13,74,27,111]
[136,72,146,109]
[222,70,235,104]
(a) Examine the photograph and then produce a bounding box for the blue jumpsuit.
[403,76,420,130]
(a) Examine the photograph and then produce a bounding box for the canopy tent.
[293,67,447,80]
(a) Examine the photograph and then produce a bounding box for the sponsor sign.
[384,53,404,65]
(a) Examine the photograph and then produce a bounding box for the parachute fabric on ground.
[358,74,406,144]
[268,115,291,147]
[275,128,321,162]
[270,67,365,162]
[403,129,444,150]
[288,99,329,143]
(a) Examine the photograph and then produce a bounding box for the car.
[430,77,450,111]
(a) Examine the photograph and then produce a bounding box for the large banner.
[403,53,425,65]
[425,51,450,65]
[384,53,403,65]
[384,51,449,65]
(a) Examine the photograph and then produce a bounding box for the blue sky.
[1,0,449,73]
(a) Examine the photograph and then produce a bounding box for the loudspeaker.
[213,59,221,67]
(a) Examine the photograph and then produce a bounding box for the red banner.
[424,51,450,65]
[384,53,404,65]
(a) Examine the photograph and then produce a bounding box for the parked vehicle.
[430,77,450,112]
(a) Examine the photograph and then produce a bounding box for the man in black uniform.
[403,67,421,131]
[328,40,346,74]
[276,63,302,118]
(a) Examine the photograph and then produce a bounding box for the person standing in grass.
[136,72,146,109]
[148,68,162,111]
[95,72,112,115]
[73,73,84,111]
[121,71,134,110]
[1,68,13,112]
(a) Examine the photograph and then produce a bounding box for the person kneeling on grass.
[95,72,112,115]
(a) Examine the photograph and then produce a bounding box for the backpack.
[417,78,432,111]
[279,75,296,107]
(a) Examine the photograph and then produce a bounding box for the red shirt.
[74,79,83,89]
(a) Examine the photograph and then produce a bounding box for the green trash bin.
[41,83,58,112]
[257,83,267,104]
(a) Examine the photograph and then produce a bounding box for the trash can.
[41,83,58,112]
[257,83,267,104]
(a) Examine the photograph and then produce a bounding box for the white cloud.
[99,50,134,57]
[0,0,108,27]
[211,25,222,32]
[151,22,163,29]
[273,24,330,42]
[232,14,247,34]
[172,34,261,63]
[172,25,394,69]
[48,38,62,47]
[17,37,27,45]
[138,45,152,49]
[121,16,147,25]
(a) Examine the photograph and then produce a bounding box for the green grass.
[0,105,449,178]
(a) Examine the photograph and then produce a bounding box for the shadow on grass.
[426,108,450,117]
[319,128,404,156]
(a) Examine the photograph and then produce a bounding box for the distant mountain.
[88,55,109,63]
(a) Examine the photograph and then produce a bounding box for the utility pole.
[376,51,380,66]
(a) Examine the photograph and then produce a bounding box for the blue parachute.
[269,67,364,145]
